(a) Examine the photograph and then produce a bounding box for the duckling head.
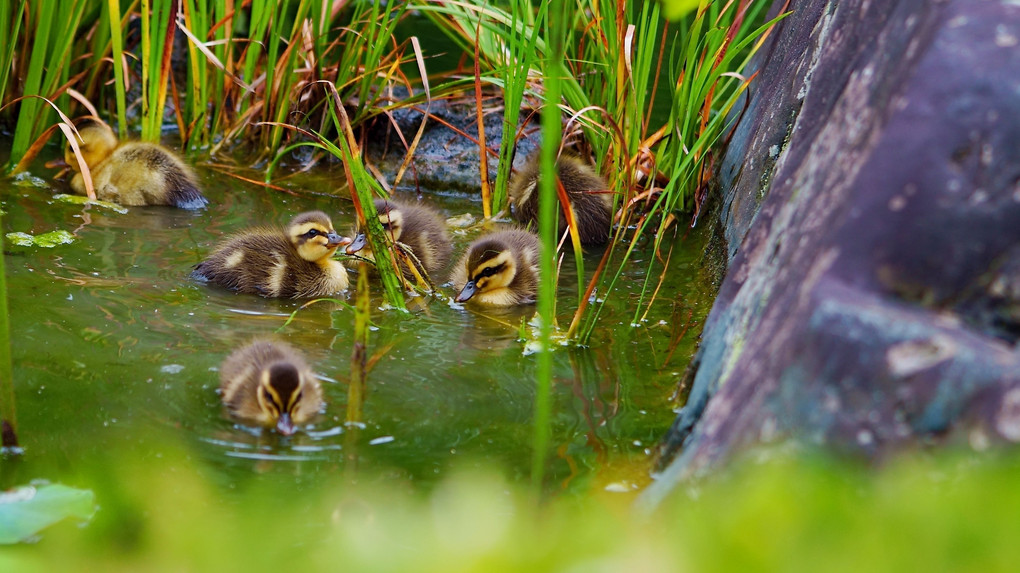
[345,200,403,255]
[65,117,118,171]
[288,211,349,263]
[255,361,313,435]
[455,240,518,303]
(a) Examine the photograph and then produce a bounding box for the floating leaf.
[0,483,96,544]
[52,194,128,214]
[5,230,75,248]
[11,172,49,188]
[445,213,476,228]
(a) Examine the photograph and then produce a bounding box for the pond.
[0,155,715,501]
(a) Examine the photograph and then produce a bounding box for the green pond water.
[0,157,714,500]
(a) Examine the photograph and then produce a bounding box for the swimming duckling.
[193,211,350,298]
[450,228,540,307]
[345,198,452,282]
[219,339,323,435]
[64,117,208,209]
[508,153,613,246]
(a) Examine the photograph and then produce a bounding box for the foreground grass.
[3,443,1019,571]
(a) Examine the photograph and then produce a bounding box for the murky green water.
[1,158,714,497]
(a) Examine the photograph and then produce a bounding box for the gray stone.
[645,0,1020,506]
[364,94,538,194]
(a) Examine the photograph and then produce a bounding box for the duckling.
[219,339,323,435]
[64,117,208,209]
[345,198,452,282]
[193,211,350,298]
[450,228,540,307]
[508,153,613,246]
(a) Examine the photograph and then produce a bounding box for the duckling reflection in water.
[509,153,613,246]
[345,198,452,285]
[219,339,323,435]
[64,117,208,209]
[450,228,540,307]
[192,211,351,298]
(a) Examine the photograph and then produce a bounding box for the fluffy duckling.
[508,153,613,246]
[450,228,540,307]
[219,339,323,435]
[345,198,452,281]
[193,211,350,298]
[64,117,208,209]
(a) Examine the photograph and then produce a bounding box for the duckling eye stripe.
[474,264,503,280]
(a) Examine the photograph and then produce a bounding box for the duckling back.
[67,118,207,209]
[100,143,208,209]
[193,224,350,298]
[509,154,613,246]
[379,198,452,277]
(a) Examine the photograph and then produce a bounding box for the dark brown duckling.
[508,153,613,246]
[64,117,208,209]
[193,211,351,298]
[449,228,540,307]
[219,339,323,435]
[345,198,453,282]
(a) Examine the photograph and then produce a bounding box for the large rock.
[364,94,537,193]
[644,0,1020,505]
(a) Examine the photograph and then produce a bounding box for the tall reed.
[0,0,779,347]
[0,210,16,449]
[417,0,778,345]
[531,0,568,491]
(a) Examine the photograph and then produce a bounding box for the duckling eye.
[305,229,320,238]
[476,265,502,280]
[261,389,282,413]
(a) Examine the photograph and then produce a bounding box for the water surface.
[1,159,715,497]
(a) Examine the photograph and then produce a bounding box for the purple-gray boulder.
[645,0,1020,505]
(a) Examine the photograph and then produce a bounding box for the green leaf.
[660,0,703,21]
[52,194,129,214]
[0,483,96,544]
[5,230,75,248]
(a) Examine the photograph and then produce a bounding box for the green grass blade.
[106,0,128,136]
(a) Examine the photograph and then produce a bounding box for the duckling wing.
[110,144,208,209]
[401,203,453,275]
[193,232,293,296]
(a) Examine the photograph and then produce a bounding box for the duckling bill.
[193,211,351,298]
[219,339,323,435]
[509,153,613,246]
[449,228,540,307]
[64,117,208,209]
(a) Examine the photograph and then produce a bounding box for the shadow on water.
[0,160,717,496]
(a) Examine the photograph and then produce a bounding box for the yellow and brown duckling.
[193,211,351,298]
[508,153,613,246]
[450,228,540,307]
[219,339,323,435]
[345,198,452,283]
[64,117,208,209]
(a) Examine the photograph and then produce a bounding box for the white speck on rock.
[996,24,1018,47]
[886,336,955,377]
[857,429,874,446]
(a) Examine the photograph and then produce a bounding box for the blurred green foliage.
[3,441,1019,570]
